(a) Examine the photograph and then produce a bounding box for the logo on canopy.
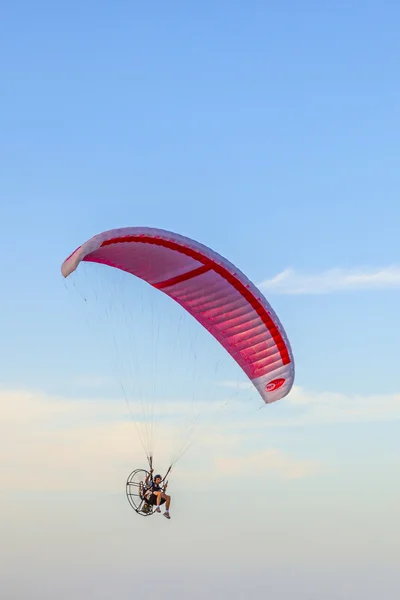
[265,378,285,392]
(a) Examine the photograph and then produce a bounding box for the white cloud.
[0,387,318,493]
[259,266,400,294]
[8,382,397,495]
[241,385,400,428]
[211,384,400,428]
[282,386,400,425]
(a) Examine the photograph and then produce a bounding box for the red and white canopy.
[62,227,294,403]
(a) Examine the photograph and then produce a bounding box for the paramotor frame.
[125,468,167,516]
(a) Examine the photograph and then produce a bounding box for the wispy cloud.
[0,392,213,493]
[233,386,400,429]
[259,266,400,294]
[0,387,318,492]
[281,386,400,426]
[212,384,400,428]
[7,383,398,495]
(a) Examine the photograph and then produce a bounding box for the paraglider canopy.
[61,226,294,404]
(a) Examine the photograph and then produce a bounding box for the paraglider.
[62,226,295,516]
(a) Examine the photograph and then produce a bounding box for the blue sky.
[1,2,400,598]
